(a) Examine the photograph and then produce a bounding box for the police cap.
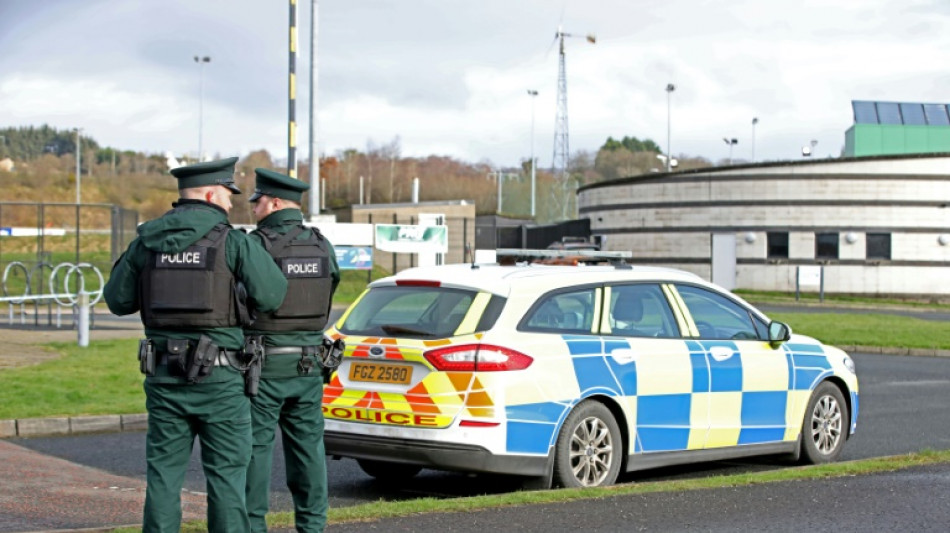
[170,157,241,194]
[249,168,310,203]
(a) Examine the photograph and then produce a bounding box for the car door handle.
[610,348,638,365]
[708,346,735,362]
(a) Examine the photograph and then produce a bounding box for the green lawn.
[1,308,948,420]
[0,338,144,419]
[770,312,950,350]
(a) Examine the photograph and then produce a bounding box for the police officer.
[103,157,288,533]
[244,168,340,533]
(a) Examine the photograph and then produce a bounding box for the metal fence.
[0,202,136,327]
[0,201,138,266]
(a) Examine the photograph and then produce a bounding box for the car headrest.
[612,297,643,322]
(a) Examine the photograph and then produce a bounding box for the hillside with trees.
[0,125,712,225]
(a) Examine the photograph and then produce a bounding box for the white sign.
[374,224,448,253]
[798,265,822,286]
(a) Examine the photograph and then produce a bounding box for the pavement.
[0,303,948,532]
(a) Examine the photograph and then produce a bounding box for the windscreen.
[339,285,504,338]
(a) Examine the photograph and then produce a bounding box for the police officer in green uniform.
[244,168,340,533]
[103,157,288,533]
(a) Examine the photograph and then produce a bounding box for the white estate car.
[322,263,859,488]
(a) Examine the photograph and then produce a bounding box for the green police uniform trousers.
[246,373,328,533]
[143,368,252,533]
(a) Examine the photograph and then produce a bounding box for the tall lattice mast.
[550,26,595,220]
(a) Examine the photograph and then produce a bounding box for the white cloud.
[3,0,950,168]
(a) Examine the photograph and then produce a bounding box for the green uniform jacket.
[104,200,288,383]
[245,209,341,378]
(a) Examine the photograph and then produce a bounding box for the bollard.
[77,292,89,347]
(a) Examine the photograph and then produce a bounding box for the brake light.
[459,420,501,427]
[395,279,441,287]
[423,344,533,371]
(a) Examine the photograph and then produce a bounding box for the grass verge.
[770,312,950,350]
[0,338,143,419]
[1,307,948,420]
[116,449,950,532]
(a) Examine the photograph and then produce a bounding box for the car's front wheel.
[800,381,848,464]
[357,459,423,483]
[553,401,622,488]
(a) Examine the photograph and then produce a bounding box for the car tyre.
[553,401,622,488]
[357,459,423,483]
[800,381,848,464]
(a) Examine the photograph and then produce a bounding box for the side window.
[675,285,764,341]
[522,288,596,333]
[815,232,839,259]
[767,232,789,259]
[866,233,891,260]
[608,284,679,338]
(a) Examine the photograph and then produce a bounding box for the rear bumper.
[324,430,550,477]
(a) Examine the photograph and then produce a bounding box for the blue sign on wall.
[335,246,373,270]
[0,228,11,236]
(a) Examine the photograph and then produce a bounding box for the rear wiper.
[380,324,437,337]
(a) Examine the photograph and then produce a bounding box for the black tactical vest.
[252,225,333,332]
[140,221,239,329]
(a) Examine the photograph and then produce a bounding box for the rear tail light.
[459,420,501,427]
[423,344,533,372]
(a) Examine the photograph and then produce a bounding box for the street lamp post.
[723,137,738,165]
[751,117,759,162]
[194,55,211,161]
[665,83,675,173]
[75,128,82,204]
[527,89,538,218]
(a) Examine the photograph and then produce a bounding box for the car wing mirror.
[768,321,791,347]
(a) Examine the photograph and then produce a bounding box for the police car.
[323,262,858,488]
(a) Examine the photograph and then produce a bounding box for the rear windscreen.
[339,285,505,338]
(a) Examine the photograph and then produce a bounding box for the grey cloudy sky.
[2,0,949,168]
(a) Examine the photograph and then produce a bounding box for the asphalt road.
[9,352,950,516]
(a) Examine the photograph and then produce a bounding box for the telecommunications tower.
[551,26,595,219]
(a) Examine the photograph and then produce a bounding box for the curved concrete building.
[578,154,950,299]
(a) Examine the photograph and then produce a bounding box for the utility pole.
[75,128,82,204]
[665,83,675,172]
[308,0,319,216]
[751,117,759,162]
[527,89,538,218]
[193,55,210,160]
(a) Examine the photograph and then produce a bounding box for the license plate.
[348,361,413,384]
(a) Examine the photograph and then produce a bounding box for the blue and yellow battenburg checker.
[323,330,858,460]
[501,335,858,457]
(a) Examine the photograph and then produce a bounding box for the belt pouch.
[166,338,191,377]
[138,339,155,376]
[186,334,217,383]
[297,346,318,376]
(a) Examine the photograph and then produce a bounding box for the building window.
[815,233,839,259]
[767,232,789,258]
[867,233,891,260]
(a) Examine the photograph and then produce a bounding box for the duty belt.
[159,350,238,367]
[264,346,316,356]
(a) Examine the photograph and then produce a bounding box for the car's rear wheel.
[800,382,848,464]
[357,459,423,482]
[553,401,622,488]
